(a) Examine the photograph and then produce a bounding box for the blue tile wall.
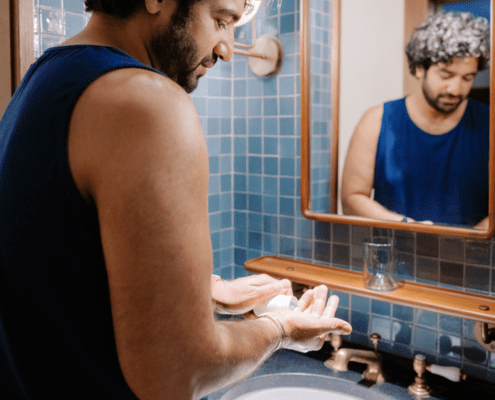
[229,0,495,383]
[35,0,495,384]
[34,0,91,58]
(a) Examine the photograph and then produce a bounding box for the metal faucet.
[324,333,386,382]
[408,354,467,398]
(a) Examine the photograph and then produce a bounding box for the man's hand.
[271,285,352,353]
[212,274,292,315]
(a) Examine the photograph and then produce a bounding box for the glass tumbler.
[363,237,397,291]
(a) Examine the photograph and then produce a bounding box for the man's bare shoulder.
[68,67,206,201]
[71,67,204,152]
[82,68,195,121]
[360,104,384,125]
[353,103,384,140]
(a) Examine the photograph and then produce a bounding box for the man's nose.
[446,78,462,96]
[214,39,234,63]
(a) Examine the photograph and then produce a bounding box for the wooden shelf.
[245,256,495,324]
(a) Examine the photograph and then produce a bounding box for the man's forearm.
[343,194,404,222]
[193,316,281,398]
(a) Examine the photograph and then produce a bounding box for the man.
[0,0,352,399]
[341,12,490,228]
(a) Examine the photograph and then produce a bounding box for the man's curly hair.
[405,12,490,75]
[84,0,256,20]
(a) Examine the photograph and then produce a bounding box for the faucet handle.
[427,364,467,382]
[409,355,431,397]
[326,332,343,352]
[409,354,467,397]
[369,333,381,351]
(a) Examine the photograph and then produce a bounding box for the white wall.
[338,0,405,212]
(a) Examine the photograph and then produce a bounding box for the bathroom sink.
[219,373,396,400]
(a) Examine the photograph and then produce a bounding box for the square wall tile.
[392,321,412,345]
[393,304,414,322]
[465,240,491,266]
[332,244,350,268]
[439,334,462,359]
[279,217,295,236]
[314,241,331,263]
[371,316,392,341]
[414,327,437,353]
[351,296,370,312]
[440,237,464,262]
[351,311,369,335]
[40,0,61,7]
[439,315,462,335]
[416,234,439,258]
[351,225,371,246]
[415,310,438,329]
[416,257,439,283]
[333,223,350,244]
[465,265,490,292]
[463,339,488,366]
[439,261,463,287]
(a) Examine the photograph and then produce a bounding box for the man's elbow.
[341,192,355,215]
[341,191,368,216]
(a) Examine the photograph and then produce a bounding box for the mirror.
[300,0,495,238]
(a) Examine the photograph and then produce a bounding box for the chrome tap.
[324,333,386,382]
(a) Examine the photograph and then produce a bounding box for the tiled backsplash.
[33,0,495,383]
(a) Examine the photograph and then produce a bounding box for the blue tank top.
[0,45,165,399]
[374,97,489,226]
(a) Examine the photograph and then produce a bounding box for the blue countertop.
[207,349,436,400]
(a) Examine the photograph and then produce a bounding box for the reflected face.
[149,0,243,93]
[418,57,479,114]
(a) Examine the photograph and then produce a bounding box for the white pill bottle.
[253,294,298,316]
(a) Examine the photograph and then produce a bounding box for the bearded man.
[0,1,351,399]
[341,12,490,228]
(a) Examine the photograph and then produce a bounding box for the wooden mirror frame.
[300,0,495,239]
[9,0,34,92]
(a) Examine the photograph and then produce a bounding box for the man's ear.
[144,0,164,15]
[415,66,425,81]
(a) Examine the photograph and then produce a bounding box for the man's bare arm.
[68,68,350,400]
[341,105,406,222]
[474,216,489,230]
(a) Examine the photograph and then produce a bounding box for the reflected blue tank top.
[374,97,489,226]
[0,46,164,399]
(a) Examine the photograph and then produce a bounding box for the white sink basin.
[219,373,395,400]
[231,387,360,400]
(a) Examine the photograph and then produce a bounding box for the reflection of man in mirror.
[341,12,490,228]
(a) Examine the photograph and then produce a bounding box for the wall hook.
[473,322,495,351]
[481,322,495,343]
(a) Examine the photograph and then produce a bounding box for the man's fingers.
[296,288,314,312]
[323,295,339,318]
[326,318,352,335]
[310,285,328,317]
[279,279,293,295]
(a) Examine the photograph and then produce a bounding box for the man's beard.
[421,79,465,115]
[149,7,216,93]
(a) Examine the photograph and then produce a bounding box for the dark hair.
[85,0,256,20]
[405,12,490,75]
[84,0,201,19]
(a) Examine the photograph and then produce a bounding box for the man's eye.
[217,20,226,29]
